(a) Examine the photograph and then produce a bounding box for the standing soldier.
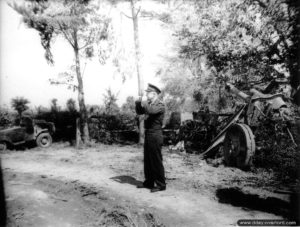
[135,83,166,192]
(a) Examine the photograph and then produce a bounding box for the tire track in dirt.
[4,170,167,227]
[2,151,282,227]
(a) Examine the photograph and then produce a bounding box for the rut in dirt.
[3,171,165,227]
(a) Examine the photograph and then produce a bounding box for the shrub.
[35,110,79,142]
[253,119,300,181]
[88,112,138,144]
[0,107,15,129]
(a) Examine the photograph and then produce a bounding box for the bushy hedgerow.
[253,119,300,181]
[35,110,79,142]
[88,112,138,144]
[0,107,15,129]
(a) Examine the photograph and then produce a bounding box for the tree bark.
[130,0,145,144]
[73,30,90,144]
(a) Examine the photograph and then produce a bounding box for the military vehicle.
[0,116,55,150]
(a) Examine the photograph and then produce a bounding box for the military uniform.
[135,97,166,189]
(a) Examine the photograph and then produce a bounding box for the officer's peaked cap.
[145,83,161,94]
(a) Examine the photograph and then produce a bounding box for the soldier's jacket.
[135,99,165,131]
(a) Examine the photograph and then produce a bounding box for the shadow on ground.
[110,175,142,187]
[216,187,300,223]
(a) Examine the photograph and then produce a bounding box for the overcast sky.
[0,0,171,110]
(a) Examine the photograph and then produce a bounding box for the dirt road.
[1,143,290,227]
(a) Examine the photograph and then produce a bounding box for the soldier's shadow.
[110,175,142,187]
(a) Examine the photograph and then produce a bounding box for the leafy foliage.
[246,0,300,94]
[121,96,135,115]
[103,88,120,115]
[49,65,79,91]
[88,95,138,144]
[0,107,15,129]
[159,0,299,121]
[11,97,30,117]
[253,118,299,181]
[11,0,111,65]
[88,113,138,144]
[175,0,299,91]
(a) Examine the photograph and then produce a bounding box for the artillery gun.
[177,82,296,169]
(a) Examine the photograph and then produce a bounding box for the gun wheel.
[224,123,255,169]
[0,142,7,151]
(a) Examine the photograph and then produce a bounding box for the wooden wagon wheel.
[179,120,203,141]
[223,123,255,169]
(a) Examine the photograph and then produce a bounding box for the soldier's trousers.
[143,130,166,188]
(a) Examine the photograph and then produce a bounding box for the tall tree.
[130,0,143,96]
[130,0,144,144]
[12,0,111,144]
[11,97,30,118]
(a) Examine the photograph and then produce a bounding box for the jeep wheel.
[0,142,7,151]
[36,133,52,148]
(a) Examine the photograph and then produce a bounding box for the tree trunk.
[76,118,81,147]
[130,0,145,144]
[73,30,90,145]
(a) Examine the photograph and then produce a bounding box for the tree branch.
[135,6,141,17]
[81,62,87,78]
[79,30,94,50]
[79,42,91,50]
[49,79,78,90]
[121,11,133,19]
[58,22,75,48]
[72,28,79,49]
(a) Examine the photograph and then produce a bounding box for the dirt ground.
[0,143,297,227]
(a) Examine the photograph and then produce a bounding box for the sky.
[0,0,172,110]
